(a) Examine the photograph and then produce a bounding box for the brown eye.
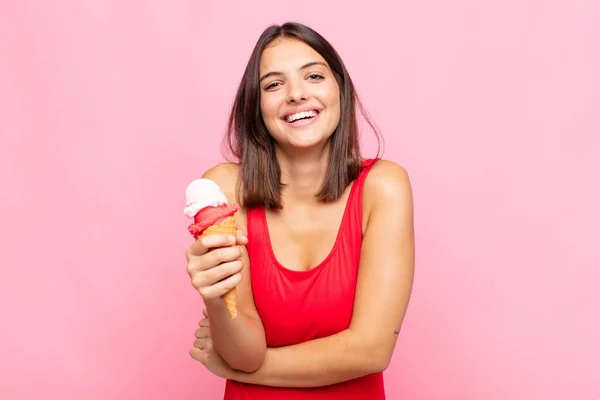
[264,82,281,90]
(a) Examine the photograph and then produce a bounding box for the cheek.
[323,86,341,124]
[259,98,269,118]
[260,97,281,138]
[260,96,282,121]
[316,83,340,111]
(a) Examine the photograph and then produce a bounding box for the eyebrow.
[259,61,328,83]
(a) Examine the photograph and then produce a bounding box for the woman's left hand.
[189,308,234,379]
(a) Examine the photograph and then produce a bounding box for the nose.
[286,78,309,103]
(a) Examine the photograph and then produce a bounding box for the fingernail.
[227,235,235,243]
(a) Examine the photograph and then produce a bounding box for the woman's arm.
[229,160,415,387]
[197,163,266,373]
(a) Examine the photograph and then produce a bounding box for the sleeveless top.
[223,158,385,400]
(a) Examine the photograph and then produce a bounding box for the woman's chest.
[264,200,349,272]
[249,252,360,347]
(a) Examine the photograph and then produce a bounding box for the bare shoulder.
[200,162,240,202]
[363,159,413,209]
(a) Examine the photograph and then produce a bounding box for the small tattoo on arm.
[394,330,400,335]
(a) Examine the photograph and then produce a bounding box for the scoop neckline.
[261,180,358,275]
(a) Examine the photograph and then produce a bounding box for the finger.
[235,230,248,245]
[197,272,242,300]
[204,258,244,284]
[191,259,243,291]
[189,346,205,362]
[199,317,209,328]
[187,234,236,259]
[202,308,209,318]
[205,246,243,268]
[186,251,222,277]
[189,247,243,276]
[194,326,210,339]
[194,337,209,350]
[187,248,243,284]
[186,239,209,260]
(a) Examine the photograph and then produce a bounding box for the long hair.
[223,22,382,209]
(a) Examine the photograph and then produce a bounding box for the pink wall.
[1,1,598,399]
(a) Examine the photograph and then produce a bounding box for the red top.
[224,159,385,400]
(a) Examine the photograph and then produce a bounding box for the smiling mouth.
[284,110,320,123]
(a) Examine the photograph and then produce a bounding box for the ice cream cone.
[184,178,239,319]
[198,215,238,319]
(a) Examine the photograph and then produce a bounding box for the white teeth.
[286,110,318,123]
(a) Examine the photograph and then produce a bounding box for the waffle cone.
[199,216,237,319]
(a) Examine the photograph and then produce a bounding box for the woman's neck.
[276,145,329,204]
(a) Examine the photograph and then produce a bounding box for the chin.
[269,121,335,152]
[285,130,330,148]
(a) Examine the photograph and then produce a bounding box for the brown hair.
[223,22,382,209]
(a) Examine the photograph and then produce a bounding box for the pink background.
[1,1,599,399]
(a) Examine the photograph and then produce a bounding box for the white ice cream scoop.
[183,178,228,218]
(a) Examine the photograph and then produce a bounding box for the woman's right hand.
[185,230,248,302]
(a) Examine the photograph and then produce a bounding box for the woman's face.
[259,38,341,151]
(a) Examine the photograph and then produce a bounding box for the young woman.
[185,22,415,399]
